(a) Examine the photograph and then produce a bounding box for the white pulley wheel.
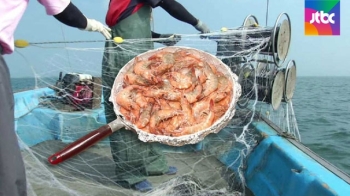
[283,60,297,102]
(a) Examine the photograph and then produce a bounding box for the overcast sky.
[4,0,349,78]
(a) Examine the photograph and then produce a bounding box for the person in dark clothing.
[102,0,210,192]
[0,1,111,195]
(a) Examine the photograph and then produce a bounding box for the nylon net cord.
[13,24,299,196]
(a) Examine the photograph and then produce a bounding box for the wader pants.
[101,6,168,186]
[0,46,27,196]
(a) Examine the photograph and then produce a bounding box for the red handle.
[48,124,113,165]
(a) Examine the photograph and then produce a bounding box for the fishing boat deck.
[16,87,350,196]
[24,140,242,196]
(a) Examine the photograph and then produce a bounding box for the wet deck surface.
[24,140,241,196]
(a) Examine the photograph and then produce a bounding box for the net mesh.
[13,23,299,196]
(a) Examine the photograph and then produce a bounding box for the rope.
[19,36,177,46]
[15,28,273,49]
[29,40,109,45]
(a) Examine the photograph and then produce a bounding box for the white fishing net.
[13,13,300,196]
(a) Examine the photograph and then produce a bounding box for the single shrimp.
[143,87,182,101]
[124,72,153,86]
[135,103,153,129]
[148,51,174,63]
[173,49,202,69]
[180,95,195,125]
[214,85,231,117]
[162,116,184,135]
[142,87,167,98]
[172,99,215,137]
[119,105,139,123]
[133,57,159,83]
[149,52,175,75]
[149,109,182,134]
[115,85,141,110]
[129,104,141,123]
[217,91,231,108]
[213,104,228,122]
[135,91,148,108]
[203,75,232,103]
[162,90,182,101]
[217,75,233,94]
[157,119,171,134]
[206,92,231,123]
[192,100,209,120]
[184,77,203,104]
[191,92,217,119]
[181,67,197,93]
[211,92,227,103]
[199,63,218,99]
[173,49,192,60]
[195,68,207,84]
[167,71,192,89]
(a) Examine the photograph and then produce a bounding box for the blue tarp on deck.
[14,88,108,148]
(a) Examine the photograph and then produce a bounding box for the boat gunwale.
[255,110,350,185]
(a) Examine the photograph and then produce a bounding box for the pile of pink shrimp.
[115,48,233,137]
